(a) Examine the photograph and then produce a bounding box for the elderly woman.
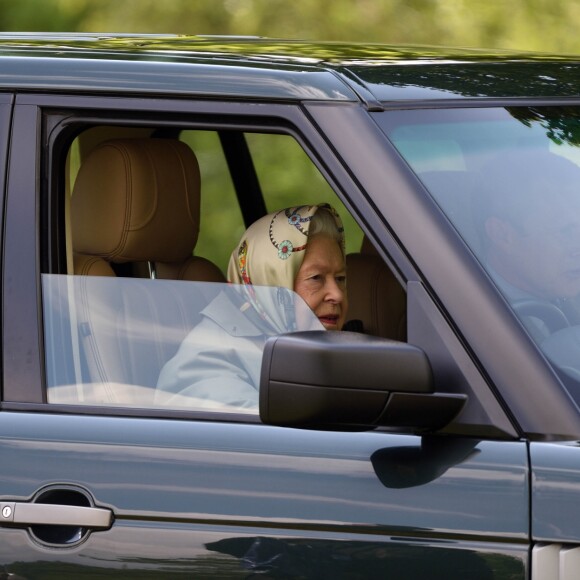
[156,203,347,409]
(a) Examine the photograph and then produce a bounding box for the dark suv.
[0,33,580,578]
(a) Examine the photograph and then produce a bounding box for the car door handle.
[0,501,113,529]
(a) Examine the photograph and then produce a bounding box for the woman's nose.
[325,278,344,303]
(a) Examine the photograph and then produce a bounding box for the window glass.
[43,274,322,412]
[247,133,363,255]
[375,107,580,396]
[180,130,244,271]
[52,118,398,415]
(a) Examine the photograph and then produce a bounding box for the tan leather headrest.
[346,252,406,340]
[72,138,200,263]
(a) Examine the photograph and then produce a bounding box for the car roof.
[1,33,580,103]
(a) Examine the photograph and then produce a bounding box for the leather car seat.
[68,138,226,395]
[345,237,406,341]
[72,138,224,283]
[344,171,478,342]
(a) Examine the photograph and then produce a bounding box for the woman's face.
[293,234,347,330]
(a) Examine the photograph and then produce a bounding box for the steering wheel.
[512,299,569,333]
[541,325,580,384]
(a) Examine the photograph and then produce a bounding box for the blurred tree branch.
[1,0,580,55]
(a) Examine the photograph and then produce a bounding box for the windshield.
[42,275,323,413]
[375,106,580,390]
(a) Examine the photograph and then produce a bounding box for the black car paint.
[0,413,527,577]
[0,34,579,577]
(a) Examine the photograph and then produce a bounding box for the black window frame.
[0,94,13,404]
[3,94,396,420]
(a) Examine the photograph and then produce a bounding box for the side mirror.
[259,331,466,432]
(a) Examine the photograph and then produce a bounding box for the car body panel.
[0,56,358,101]
[530,441,580,542]
[0,34,578,102]
[0,94,11,243]
[3,102,42,404]
[0,412,527,577]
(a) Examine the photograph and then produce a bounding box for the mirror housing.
[259,331,466,432]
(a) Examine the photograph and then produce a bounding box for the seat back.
[72,137,225,282]
[345,171,478,341]
[345,238,406,340]
[69,138,225,395]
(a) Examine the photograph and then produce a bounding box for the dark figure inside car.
[478,150,580,341]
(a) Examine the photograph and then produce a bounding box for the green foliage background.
[1,0,580,54]
[5,0,579,269]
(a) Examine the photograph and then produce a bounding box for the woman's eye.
[336,275,347,284]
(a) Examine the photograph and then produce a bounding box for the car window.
[375,106,580,400]
[247,132,363,253]
[42,275,322,412]
[180,129,245,272]
[46,120,400,414]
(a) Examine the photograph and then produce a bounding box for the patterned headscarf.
[227,204,345,332]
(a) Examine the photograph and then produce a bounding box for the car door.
[0,94,529,578]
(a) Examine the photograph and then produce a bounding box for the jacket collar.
[201,290,265,337]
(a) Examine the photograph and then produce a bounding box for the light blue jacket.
[156,291,266,410]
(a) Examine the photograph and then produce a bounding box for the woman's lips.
[319,314,339,328]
